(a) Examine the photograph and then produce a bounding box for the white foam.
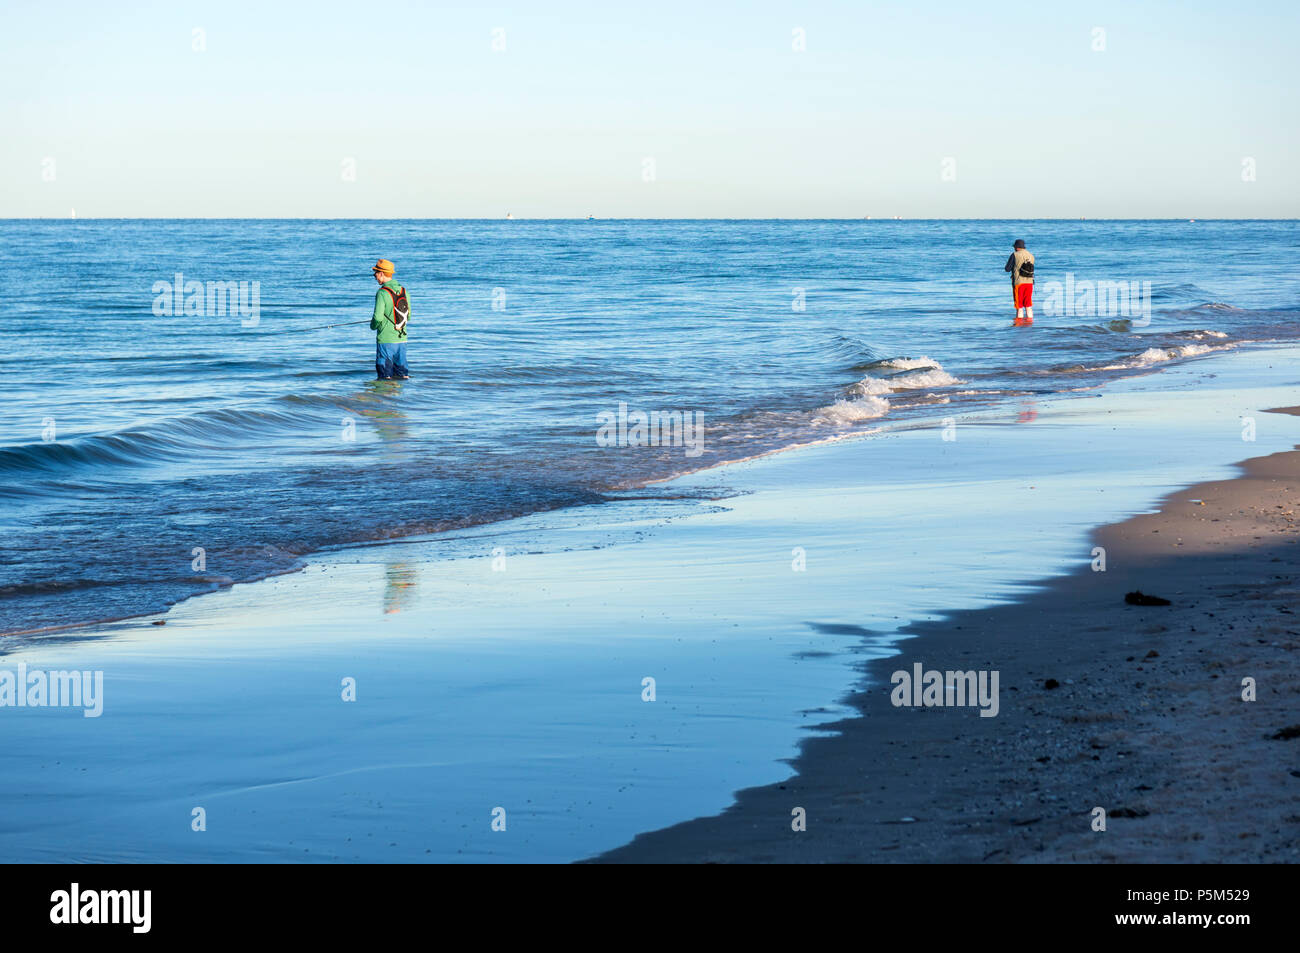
[814,396,890,424]
[1134,347,1176,365]
[1099,343,1223,371]
[848,377,892,397]
[851,357,962,395]
[1145,343,1217,363]
[876,356,940,370]
[887,367,962,389]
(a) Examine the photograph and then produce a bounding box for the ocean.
[2,219,1298,634]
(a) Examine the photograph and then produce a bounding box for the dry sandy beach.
[598,413,1300,863]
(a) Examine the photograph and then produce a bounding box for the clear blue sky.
[2,0,1295,217]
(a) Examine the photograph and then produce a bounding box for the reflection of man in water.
[356,384,412,445]
[383,561,419,614]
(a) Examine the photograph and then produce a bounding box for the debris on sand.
[1110,806,1149,818]
[1125,591,1172,606]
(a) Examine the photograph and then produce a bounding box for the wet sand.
[596,413,1300,863]
[5,359,1299,864]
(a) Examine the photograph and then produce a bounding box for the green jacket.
[371,280,409,343]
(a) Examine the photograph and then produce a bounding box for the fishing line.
[280,320,373,333]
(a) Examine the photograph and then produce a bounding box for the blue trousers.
[376,342,409,379]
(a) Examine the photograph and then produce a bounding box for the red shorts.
[1015,282,1033,308]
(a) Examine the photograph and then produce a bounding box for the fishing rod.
[281,319,373,334]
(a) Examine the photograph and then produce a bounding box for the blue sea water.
[1,219,1298,633]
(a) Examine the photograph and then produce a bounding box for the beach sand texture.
[599,423,1300,863]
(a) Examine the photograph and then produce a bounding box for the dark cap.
[1013,239,1026,249]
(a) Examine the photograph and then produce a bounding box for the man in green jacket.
[370,258,409,379]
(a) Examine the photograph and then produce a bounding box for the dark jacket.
[1004,249,1034,287]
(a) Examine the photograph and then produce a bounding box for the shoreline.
[4,360,1299,862]
[594,417,1300,863]
[2,335,1281,638]
[0,407,953,639]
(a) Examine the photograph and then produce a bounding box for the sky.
[1,0,1296,218]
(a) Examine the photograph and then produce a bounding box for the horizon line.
[3,216,1296,222]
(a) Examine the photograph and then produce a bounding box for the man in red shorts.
[1004,239,1035,325]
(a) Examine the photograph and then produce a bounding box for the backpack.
[382,286,409,337]
[1017,258,1034,279]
